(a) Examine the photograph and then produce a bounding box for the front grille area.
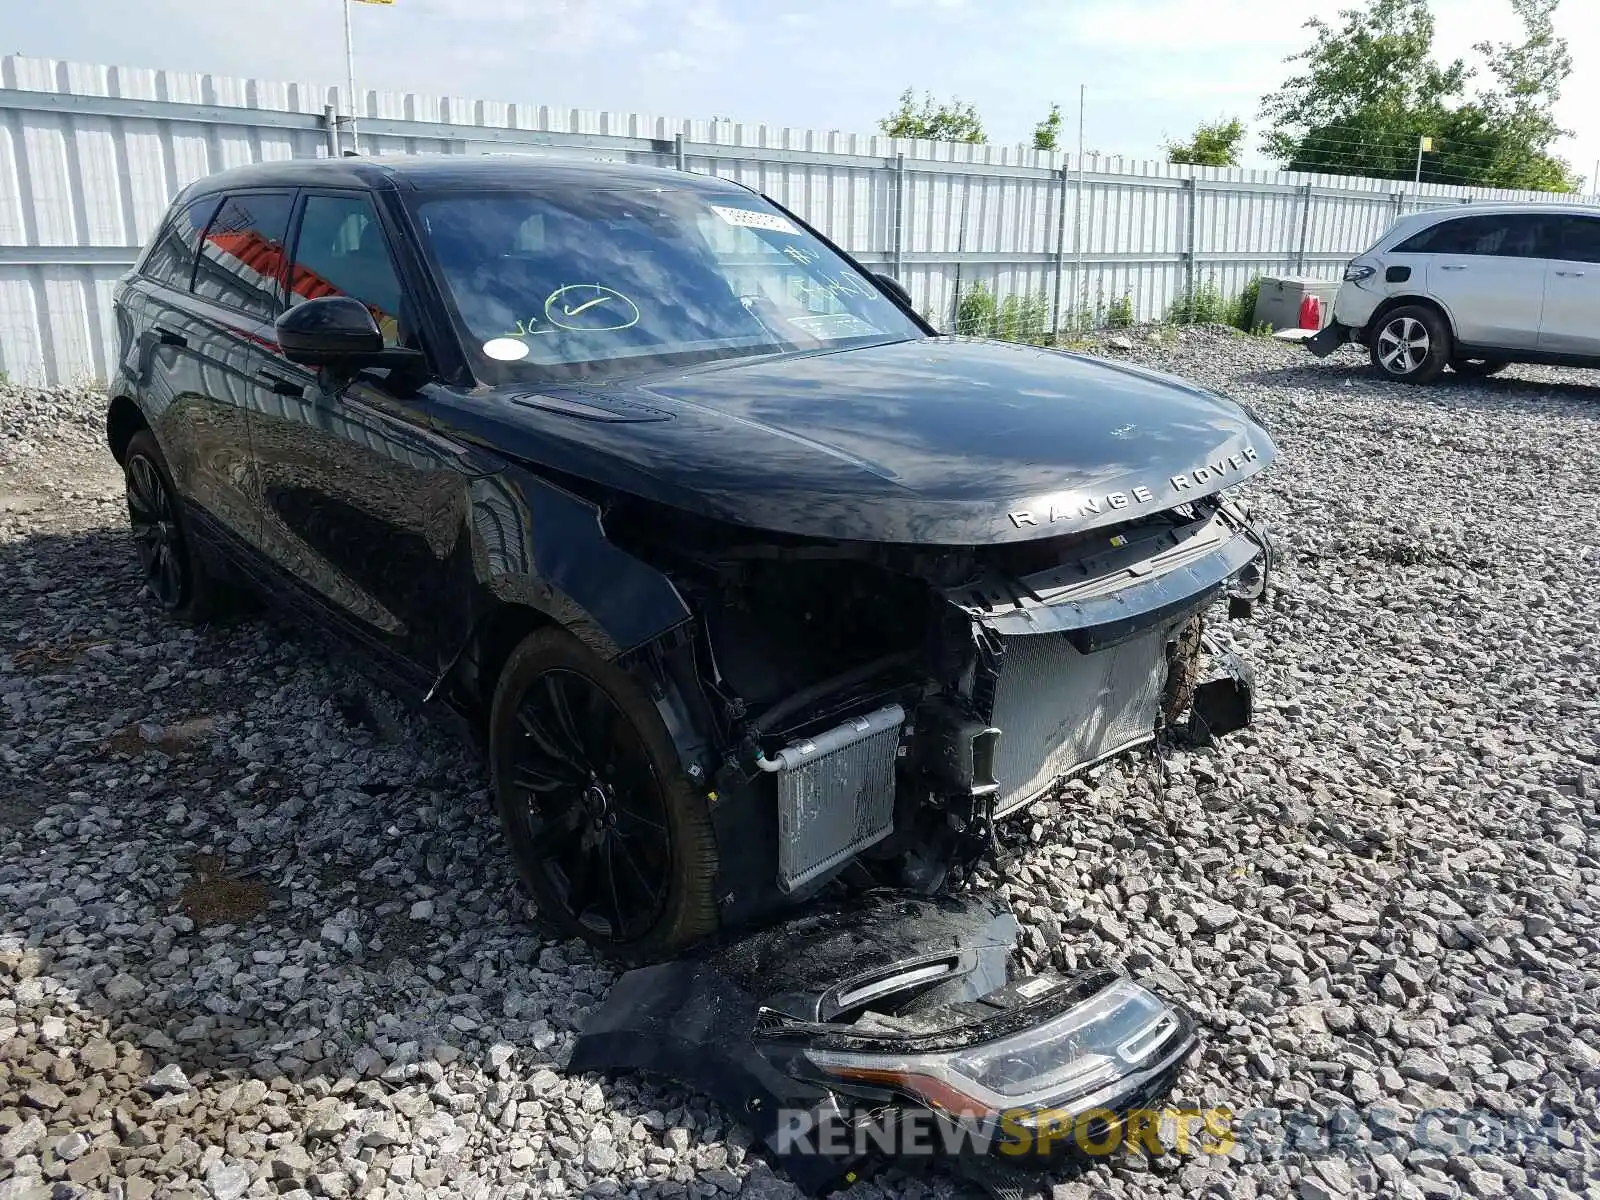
[989,625,1171,815]
[775,705,905,893]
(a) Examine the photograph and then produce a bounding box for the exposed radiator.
[989,626,1171,816]
[772,704,905,893]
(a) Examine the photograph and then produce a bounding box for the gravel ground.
[2,329,1597,1200]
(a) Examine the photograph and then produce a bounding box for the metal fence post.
[1181,177,1197,305]
[1295,182,1313,274]
[674,132,686,173]
[1051,164,1069,335]
[893,152,907,278]
[1392,191,1407,222]
[322,104,341,158]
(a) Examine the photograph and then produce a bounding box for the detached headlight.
[802,979,1183,1119]
[1343,262,1376,283]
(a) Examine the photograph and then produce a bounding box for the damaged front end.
[608,485,1274,928]
[571,891,1198,1194]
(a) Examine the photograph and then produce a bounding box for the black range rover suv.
[107,155,1275,961]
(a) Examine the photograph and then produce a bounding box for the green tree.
[1032,103,1062,151]
[1259,0,1469,178]
[1164,117,1246,166]
[879,89,985,143]
[1469,0,1579,190]
[1258,0,1576,191]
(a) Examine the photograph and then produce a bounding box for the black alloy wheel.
[489,629,719,960]
[122,429,213,622]
[509,668,672,942]
[126,450,185,609]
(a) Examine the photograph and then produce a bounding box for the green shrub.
[996,293,1025,342]
[1106,293,1135,328]
[1231,275,1263,331]
[955,282,997,337]
[1166,276,1225,325]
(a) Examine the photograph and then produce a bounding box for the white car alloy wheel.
[1377,315,1429,375]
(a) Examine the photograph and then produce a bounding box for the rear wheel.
[1368,305,1450,384]
[1450,356,1509,378]
[123,430,215,623]
[489,628,719,961]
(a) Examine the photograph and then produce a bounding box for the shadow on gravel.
[1235,356,1600,420]
[2,525,834,1195]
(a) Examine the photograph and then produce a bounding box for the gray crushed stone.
[1,329,1596,1199]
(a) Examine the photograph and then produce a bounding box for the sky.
[5,0,1598,188]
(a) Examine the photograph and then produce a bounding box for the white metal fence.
[1,52,1595,384]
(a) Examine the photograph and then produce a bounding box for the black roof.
[183,154,749,197]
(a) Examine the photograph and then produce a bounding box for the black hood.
[432,337,1276,545]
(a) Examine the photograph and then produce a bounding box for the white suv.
[1305,202,1600,383]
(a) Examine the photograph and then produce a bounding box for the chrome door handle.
[1438,264,1467,271]
[1555,269,1586,277]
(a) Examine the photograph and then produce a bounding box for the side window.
[1393,218,1456,254]
[141,196,220,290]
[1395,213,1552,257]
[1558,215,1600,263]
[1487,214,1558,258]
[193,192,294,318]
[287,194,405,347]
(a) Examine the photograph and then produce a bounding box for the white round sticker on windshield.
[482,337,530,361]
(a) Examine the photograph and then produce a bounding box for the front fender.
[465,466,691,660]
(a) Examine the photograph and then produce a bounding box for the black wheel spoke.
[542,674,594,767]
[156,545,181,604]
[512,760,579,795]
[127,459,158,515]
[565,844,599,918]
[615,802,667,835]
[517,707,588,776]
[611,834,662,908]
[602,841,629,937]
[576,682,616,767]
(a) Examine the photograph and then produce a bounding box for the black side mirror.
[874,273,913,308]
[274,297,427,390]
[275,296,385,367]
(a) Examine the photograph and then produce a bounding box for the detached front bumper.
[1304,322,1351,358]
[569,892,1198,1193]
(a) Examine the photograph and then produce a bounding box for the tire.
[123,430,216,623]
[1368,305,1451,384]
[489,627,719,961]
[1450,357,1509,378]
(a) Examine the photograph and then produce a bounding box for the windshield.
[408,180,922,380]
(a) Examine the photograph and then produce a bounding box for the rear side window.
[1557,215,1600,263]
[1394,213,1555,258]
[193,192,295,318]
[287,194,405,346]
[141,196,219,290]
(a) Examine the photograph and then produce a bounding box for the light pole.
[342,0,360,154]
[1071,84,1086,331]
[1414,134,1431,186]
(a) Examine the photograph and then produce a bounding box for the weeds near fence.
[954,283,1054,344]
[1231,275,1263,331]
[954,283,998,337]
[1166,277,1228,326]
[949,274,1280,345]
